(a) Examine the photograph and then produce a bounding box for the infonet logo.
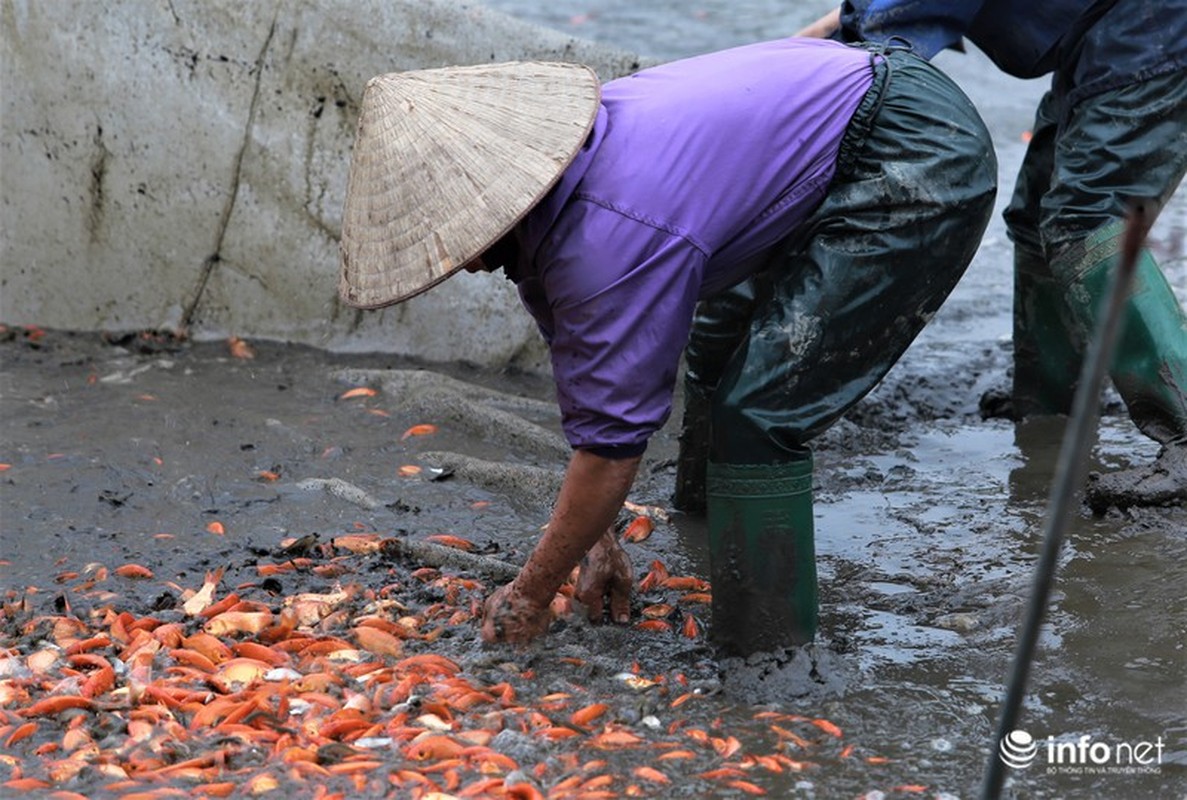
[999,730,1039,768]
[999,730,1165,775]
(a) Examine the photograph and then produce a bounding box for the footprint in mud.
[718,643,857,705]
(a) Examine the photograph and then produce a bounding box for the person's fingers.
[481,583,516,643]
[480,592,501,642]
[480,614,500,643]
[481,582,556,644]
[610,557,633,624]
[586,596,606,623]
[569,530,637,625]
[609,581,630,624]
[575,575,606,622]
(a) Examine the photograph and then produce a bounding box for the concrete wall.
[0,0,647,369]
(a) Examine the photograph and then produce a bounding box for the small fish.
[113,563,154,579]
[620,515,654,543]
[274,533,320,558]
[632,766,670,784]
[811,718,843,738]
[337,386,378,400]
[635,619,673,633]
[568,702,609,728]
[400,423,438,440]
[227,336,255,359]
[640,603,673,619]
[424,534,476,552]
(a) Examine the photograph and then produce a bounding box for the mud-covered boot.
[705,456,816,655]
[674,381,712,515]
[1011,245,1085,418]
[1086,440,1187,514]
[1052,227,1187,510]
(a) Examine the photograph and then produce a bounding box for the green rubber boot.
[1053,223,1187,446]
[674,381,712,515]
[1012,245,1085,417]
[706,457,816,655]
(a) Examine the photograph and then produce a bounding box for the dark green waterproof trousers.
[1005,67,1187,445]
[686,49,998,464]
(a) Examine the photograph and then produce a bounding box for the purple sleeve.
[538,201,706,453]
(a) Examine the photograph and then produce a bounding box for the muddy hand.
[481,582,554,645]
[574,528,633,625]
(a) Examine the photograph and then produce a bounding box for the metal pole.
[979,202,1151,799]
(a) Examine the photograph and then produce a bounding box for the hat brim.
[338,61,601,309]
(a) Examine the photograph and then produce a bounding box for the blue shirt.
[839,0,1187,104]
[504,38,875,455]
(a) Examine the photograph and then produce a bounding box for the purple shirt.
[510,38,875,455]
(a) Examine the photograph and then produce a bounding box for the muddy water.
[2,2,1186,798]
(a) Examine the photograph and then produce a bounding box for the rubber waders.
[674,381,712,514]
[1012,246,1085,417]
[1056,226,1187,445]
[706,457,816,655]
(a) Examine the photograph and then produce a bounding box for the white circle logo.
[999,730,1039,769]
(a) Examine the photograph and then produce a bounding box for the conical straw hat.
[338,61,601,309]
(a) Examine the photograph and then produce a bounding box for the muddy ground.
[2,305,1184,799]
[3,2,1187,797]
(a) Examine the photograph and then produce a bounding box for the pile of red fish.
[1,508,915,800]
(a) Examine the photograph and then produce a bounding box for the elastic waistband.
[836,46,917,177]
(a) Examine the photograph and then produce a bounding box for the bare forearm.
[795,7,841,38]
[513,449,641,605]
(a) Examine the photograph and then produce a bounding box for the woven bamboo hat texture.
[338,61,601,309]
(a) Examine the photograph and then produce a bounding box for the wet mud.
[3,320,1184,798]
[4,2,1187,797]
